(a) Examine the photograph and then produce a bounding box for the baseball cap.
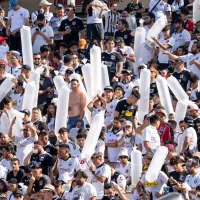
[104,86,114,92]
[21,65,31,71]
[42,184,55,195]
[39,0,52,6]
[114,85,125,94]
[34,140,44,146]
[0,36,7,43]
[118,148,129,159]
[9,0,18,10]
[165,144,175,151]
[20,109,30,116]
[122,69,132,75]
[188,103,199,110]
[115,37,124,45]
[8,178,18,184]
[56,4,64,8]
[184,116,194,124]
[11,51,20,58]
[174,58,184,63]
[37,13,45,21]
[124,120,133,127]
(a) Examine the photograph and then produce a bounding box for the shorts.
[67,116,84,130]
[87,23,104,40]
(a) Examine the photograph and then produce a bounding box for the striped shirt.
[49,15,67,40]
[103,11,121,34]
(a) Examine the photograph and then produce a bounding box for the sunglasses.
[34,58,41,60]
[119,156,128,159]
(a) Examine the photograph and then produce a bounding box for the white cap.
[51,98,58,106]
[118,148,129,159]
[39,0,52,6]
[189,103,199,110]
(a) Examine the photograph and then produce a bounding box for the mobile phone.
[35,27,40,31]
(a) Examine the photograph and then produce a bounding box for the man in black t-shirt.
[6,158,25,183]
[58,5,85,47]
[114,19,134,48]
[115,90,140,128]
[28,140,54,177]
[172,58,199,92]
[102,37,123,84]
[27,165,51,196]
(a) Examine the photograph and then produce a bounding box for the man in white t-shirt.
[172,18,191,52]
[8,122,38,166]
[142,114,161,154]
[149,0,171,20]
[115,37,136,71]
[56,143,81,183]
[31,14,54,54]
[181,158,200,199]
[90,152,111,200]
[31,0,53,24]
[105,117,123,163]
[6,0,29,51]
[70,170,97,200]
[180,116,197,155]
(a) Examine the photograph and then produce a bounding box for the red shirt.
[184,20,194,32]
[158,122,171,143]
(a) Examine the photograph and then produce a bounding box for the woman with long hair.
[46,103,57,131]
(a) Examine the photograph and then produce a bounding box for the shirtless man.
[68,79,86,130]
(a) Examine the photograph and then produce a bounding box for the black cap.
[162,25,170,32]
[20,109,31,116]
[64,54,73,63]
[8,178,18,184]
[184,116,194,124]
[13,189,23,196]
[174,58,184,63]
[104,86,114,92]
[122,69,132,75]
[21,64,31,71]
[115,37,124,45]
[59,143,70,148]
[37,13,45,21]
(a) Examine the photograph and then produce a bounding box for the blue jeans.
[67,116,84,130]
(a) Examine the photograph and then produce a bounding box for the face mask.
[49,136,57,146]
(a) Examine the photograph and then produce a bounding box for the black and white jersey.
[103,11,121,34]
